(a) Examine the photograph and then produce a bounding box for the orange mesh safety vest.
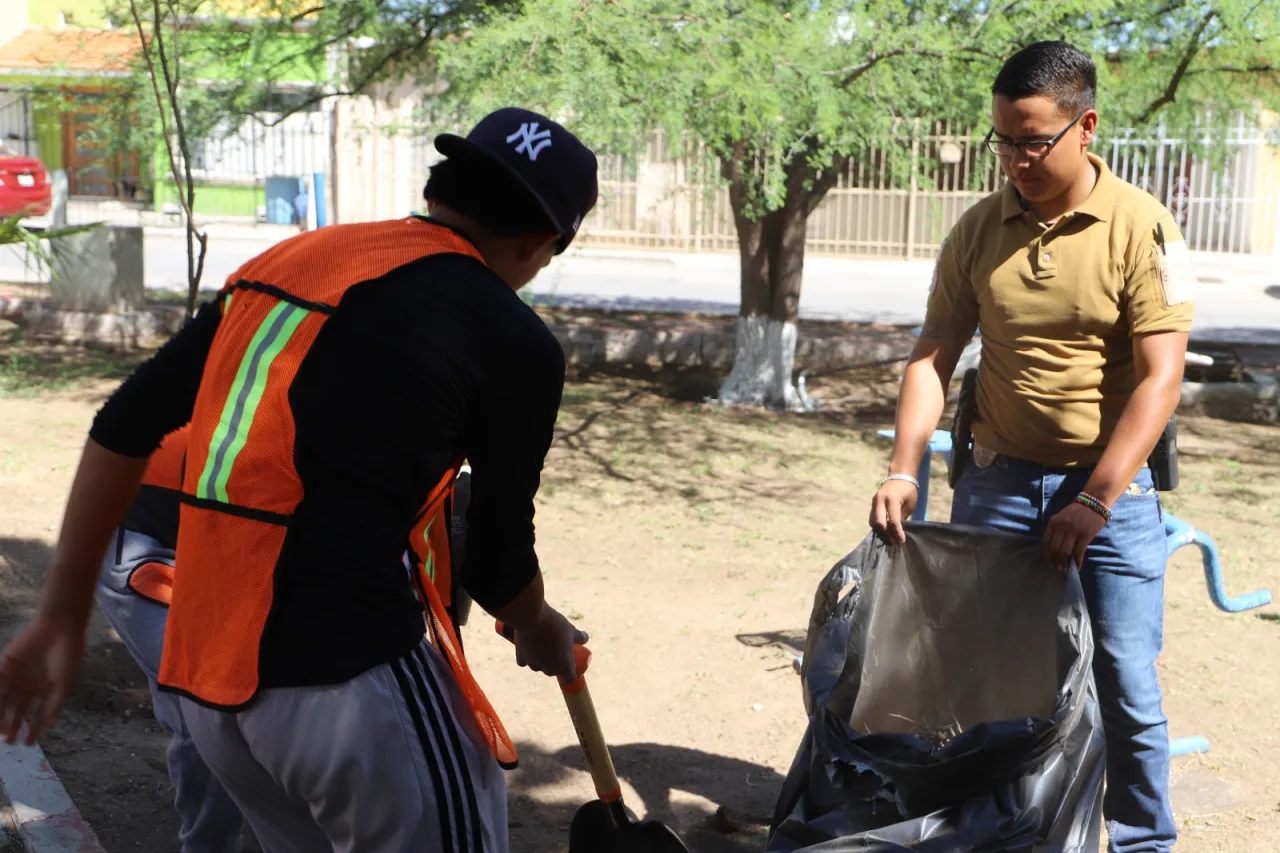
[159,218,517,767]
[141,425,189,492]
[124,424,190,606]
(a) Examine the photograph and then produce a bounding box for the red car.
[0,146,52,217]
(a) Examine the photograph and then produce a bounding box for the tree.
[110,0,526,131]
[104,0,523,317]
[440,0,1280,409]
[125,0,214,320]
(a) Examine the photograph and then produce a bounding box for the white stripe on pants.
[178,637,509,853]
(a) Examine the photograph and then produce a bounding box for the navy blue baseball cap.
[434,108,599,253]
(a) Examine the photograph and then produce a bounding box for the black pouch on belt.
[948,368,978,489]
[450,469,474,627]
[1147,416,1179,491]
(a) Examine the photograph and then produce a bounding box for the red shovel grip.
[494,620,592,694]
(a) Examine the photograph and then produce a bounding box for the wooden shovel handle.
[494,621,621,802]
[560,679,623,803]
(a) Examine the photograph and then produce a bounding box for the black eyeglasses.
[984,111,1086,160]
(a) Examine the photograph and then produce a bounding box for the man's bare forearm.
[889,343,959,476]
[1085,376,1181,506]
[488,571,548,633]
[39,439,149,627]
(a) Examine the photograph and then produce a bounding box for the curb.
[4,294,919,369]
[1178,379,1280,424]
[0,741,104,852]
[0,297,185,350]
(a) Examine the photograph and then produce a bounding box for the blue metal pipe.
[1170,736,1211,757]
[1164,515,1273,613]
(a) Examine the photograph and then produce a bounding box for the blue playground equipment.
[872,426,1273,758]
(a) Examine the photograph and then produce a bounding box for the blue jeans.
[951,456,1176,853]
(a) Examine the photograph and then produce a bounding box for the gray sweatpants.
[96,529,248,853]
[180,637,509,853]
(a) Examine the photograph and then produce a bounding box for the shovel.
[496,621,690,853]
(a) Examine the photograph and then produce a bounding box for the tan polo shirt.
[924,154,1195,467]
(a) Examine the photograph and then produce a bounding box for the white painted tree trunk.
[718,314,802,410]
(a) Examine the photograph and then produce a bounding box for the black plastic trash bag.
[768,522,1105,853]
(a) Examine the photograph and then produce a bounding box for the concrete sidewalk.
[3,223,1277,341]
[533,246,1280,342]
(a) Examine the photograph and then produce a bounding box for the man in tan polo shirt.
[870,41,1192,853]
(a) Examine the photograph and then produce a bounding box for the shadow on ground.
[0,537,152,714]
[547,364,902,511]
[0,342,142,399]
[507,739,781,853]
[0,537,45,638]
[0,537,206,853]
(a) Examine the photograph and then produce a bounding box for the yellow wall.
[27,0,111,28]
[0,0,30,47]
[1250,110,1280,255]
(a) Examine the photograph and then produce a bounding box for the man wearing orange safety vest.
[0,107,597,851]
[96,424,478,852]
[95,424,250,853]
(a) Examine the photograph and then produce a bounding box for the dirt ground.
[1,346,1278,852]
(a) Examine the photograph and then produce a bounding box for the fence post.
[1152,119,1165,204]
[904,119,921,260]
[691,145,703,253]
[51,170,69,228]
[1272,180,1280,256]
[22,93,32,157]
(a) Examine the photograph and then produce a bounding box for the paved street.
[5,223,1279,342]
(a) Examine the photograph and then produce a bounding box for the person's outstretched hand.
[0,615,87,745]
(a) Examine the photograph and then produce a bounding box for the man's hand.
[869,479,919,543]
[1044,502,1108,573]
[0,615,87,745]
[512,605,589,683]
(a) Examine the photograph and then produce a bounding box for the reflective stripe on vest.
[196,300,309,503]
[159,219,517,766]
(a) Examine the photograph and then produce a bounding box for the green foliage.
[1093,0,1280,133]
[96,0,523,129]
[442,0,1280,219]
[0,218,103,276]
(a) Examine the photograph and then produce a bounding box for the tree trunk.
[718,153,843,410]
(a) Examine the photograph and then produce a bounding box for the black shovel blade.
[568,799,690,853]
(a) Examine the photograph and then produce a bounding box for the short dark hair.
[992,41,1097,116]
[422,156,557,238]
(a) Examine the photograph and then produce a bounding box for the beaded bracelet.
[1074,491,1113,523]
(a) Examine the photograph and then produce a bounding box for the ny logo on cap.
[507,122,553,161]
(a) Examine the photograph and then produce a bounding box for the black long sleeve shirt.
[91,245,564,688]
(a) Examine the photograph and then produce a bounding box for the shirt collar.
[1074,153,1116,223]
[414,214,483,250]
[1000,152,1116,224]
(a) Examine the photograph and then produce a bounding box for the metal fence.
[44,109,332,224]
[574,120,1279,257]
[188,110,329,184]
[1103,117,1275,254]
[0,92,37,158]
